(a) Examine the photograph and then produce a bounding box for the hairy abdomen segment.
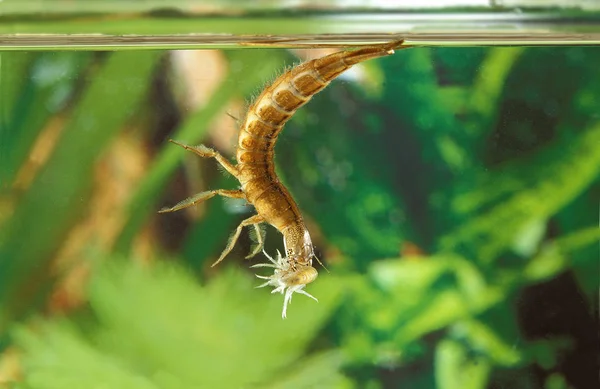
[236,44,402,247]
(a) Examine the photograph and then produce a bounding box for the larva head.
[252,250,319,319]
[283,225,315,267]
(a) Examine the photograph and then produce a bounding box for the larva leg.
[169,139,239,178]
[158,189,244,213]
[212,213,265,267]
[246,223,266,259]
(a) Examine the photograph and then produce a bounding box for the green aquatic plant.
[0,51,162,331]
[14,259,345,389]
[279,46,599,388]
[0,45,598,389]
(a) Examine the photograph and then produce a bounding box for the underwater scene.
[0,45,598,388]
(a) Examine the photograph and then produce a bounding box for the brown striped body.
[160,41,406,317]
[237,43,403,266]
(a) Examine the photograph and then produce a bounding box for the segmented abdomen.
[236,45,398,232]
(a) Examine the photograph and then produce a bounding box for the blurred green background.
[0,46,598,388]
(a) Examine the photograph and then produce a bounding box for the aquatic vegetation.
[0,45,598,388]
